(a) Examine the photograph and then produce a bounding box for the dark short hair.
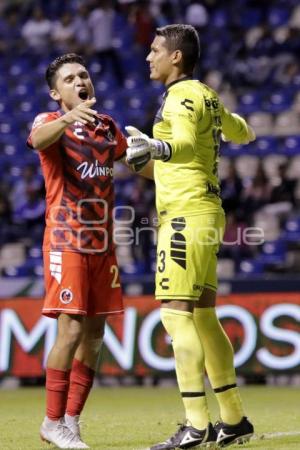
[45,53,87,89]
[156,24,200,74]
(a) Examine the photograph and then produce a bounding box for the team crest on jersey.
[59,288,73,304]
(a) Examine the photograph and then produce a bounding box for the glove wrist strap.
[150,139,171,162]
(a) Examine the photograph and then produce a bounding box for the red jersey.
[27,111,127,253]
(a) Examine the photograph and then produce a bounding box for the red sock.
[46,368,70,420]
[66,359,95,417]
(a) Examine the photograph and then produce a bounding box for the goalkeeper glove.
[125,126,171,172]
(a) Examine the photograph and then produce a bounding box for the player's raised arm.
[30,98,97,150]
[221,106,256,145]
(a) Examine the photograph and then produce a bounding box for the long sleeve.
[221,107,249,144]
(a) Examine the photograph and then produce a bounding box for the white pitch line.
[254,431,300,440]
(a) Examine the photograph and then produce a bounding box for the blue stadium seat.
[281,217,300,242]
[2,264,34,277]
[282,136,300,156]
[118,49,145,72]
[148,81,164,97]
[0,101,13,114]
[8,60,30,78]
[120,261,146,276]
[15,111,34,131]
[210,9,228,27]
[95,76,120,95]
[113,24,135,49]
[291,74,300,89]
[259,239,287,264]
[28,246,43,260]
[238,92,262,114]
[221,141,250,157]
[2,257,43,277]
[238,8,262,28]
[253,136,278,156]
[11,81,35,98]
[9,96,40,114]
[88,61,102,76]
[102,94,125,113]
[0,119,14,135]
[2,142,24,157]
[46,100,59,112]
[36,61,52,77]
[124,75,146,91]
[267,7,290,27]
[264,91,293,113]
[125,109,146,128]
[239,259,264,275]
[123,88,151,110]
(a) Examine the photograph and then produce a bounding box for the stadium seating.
[0,0,299,278]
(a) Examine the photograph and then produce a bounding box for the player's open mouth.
[78,90,89,100]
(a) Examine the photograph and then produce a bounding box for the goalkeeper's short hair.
[156,24,200,74]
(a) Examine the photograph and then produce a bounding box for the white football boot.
[65,414,81,438]
[40,416,89,448]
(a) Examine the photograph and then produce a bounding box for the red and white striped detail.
[50,251,62,284]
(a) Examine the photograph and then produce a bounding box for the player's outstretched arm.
[221,109,256,145]
[31,98,97,150]
[125,126,171,172]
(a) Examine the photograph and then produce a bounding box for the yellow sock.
[194,307,244,424]
[161,308,210,430]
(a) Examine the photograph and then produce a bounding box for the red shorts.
[43,251,123,318]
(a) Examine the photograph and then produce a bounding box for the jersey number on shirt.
[110,264,121,288]
[212,126,221,175]
[157,250,166,273]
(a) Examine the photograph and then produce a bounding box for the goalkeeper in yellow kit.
[126,24,255,449]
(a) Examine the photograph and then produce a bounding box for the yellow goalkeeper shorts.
[155,212,225,300]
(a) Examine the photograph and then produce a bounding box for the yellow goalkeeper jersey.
[153,77,249,221]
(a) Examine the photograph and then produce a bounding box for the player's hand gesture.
[125,126,171,172]
[62,98,97,125]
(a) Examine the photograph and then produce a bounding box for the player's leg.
[41,251,90,448]
[194,288,254,446]
[151,217,216,449]
[65,315,106,434]
[193,210,243,422]
[194,288,244,423]
[154,300,217,450]
[161,300,209,430]
[46,314,84,417]
[65,252,123,439]
[193,211,254,446]
[41,313,89,448]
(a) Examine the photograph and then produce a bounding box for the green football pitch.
[0,385,299,449]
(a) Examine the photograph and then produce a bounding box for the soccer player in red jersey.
[27,53,127,449]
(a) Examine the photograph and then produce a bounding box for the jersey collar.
[165,75,193,91]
